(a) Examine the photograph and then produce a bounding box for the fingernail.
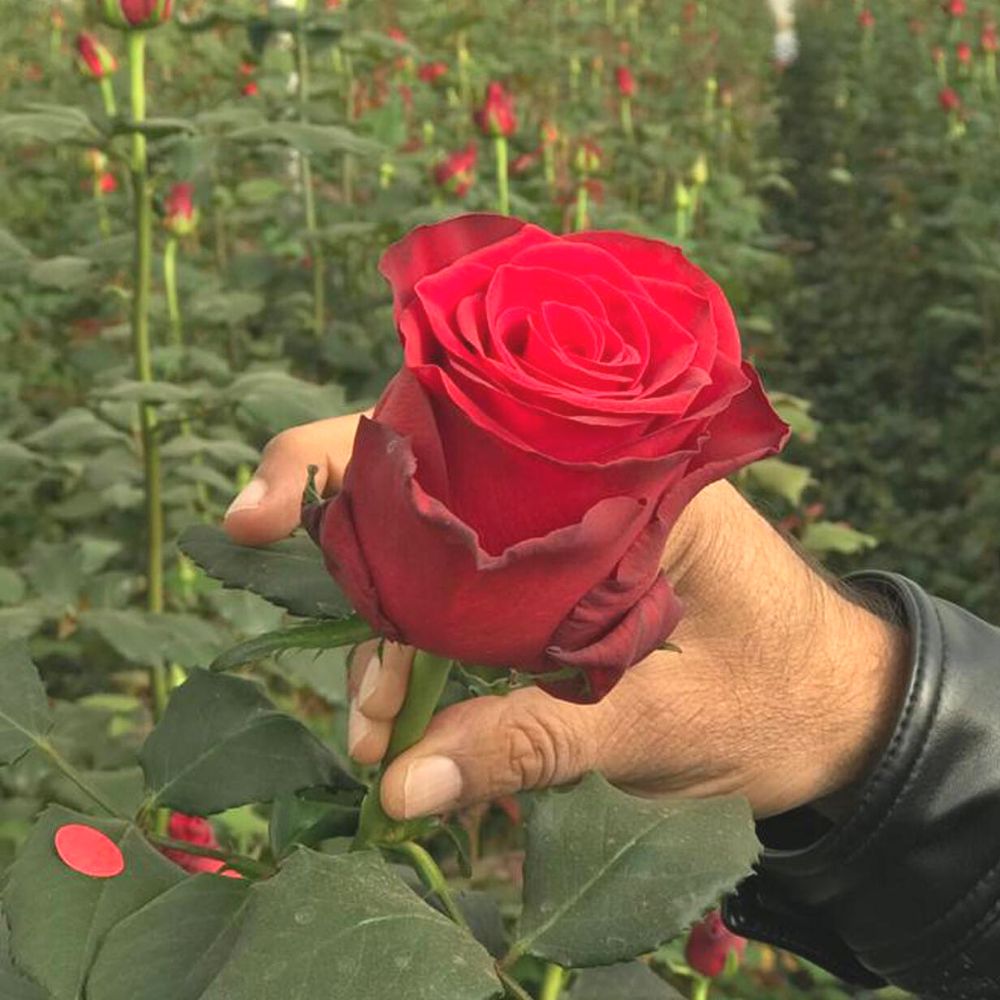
[357,651,382,711]
[225,478,267,518]
[347,700,375,758]
[401,756,463,819]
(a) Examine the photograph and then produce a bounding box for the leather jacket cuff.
[723,571,1000,997]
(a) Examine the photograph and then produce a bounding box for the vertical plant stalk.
[163,236,183,347]
[342,52,356,205]
[128,30,168,722]
[691,976,711,1000]
[99,76,118,117]
[574,182,589,232]
[495,135,510,215]
[391,841,470,929]
[353,651,452,849]
[620,96,634,138]
[539,963,566,1000]
[295,23,326,340]
[605,0,617,25]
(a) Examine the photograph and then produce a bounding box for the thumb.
[223,415,363,547]
[380,687,607,820]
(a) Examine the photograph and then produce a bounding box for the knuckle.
[500,700,578,791]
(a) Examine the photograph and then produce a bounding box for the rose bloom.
[858,9,875,29]
[433,144,477,197]
[163,182,198,237]
[241,80,259,98]
[99,0,173,29]
[419,61,449,84]
[983,25,1000,53]
[685,911,747,977]
[956,41,973,64]
[306,215,787,702]
[98,172,118,195]
[75,32,117,80]
[615,65,636,97]
[945,0,966,16]
[474,81,517,137]
[161,813,240,877]
[939,86,961,111]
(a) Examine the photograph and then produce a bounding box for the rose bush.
[306,214,788,701]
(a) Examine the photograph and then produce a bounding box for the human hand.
[225,413,910,822]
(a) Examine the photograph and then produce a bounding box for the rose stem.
[495,134,510,214]
[539,963,567,1000]
[128,29,168,723]
[352,650,452,849]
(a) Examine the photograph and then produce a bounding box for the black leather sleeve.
[722,571,1000,998]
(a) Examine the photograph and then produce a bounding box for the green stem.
[605,0,617,24]
[499,970,535,1000]
[296,23,326,340]
[539,963,566,1000]
[391,841,469,930]
[353,651,452,849]
[145,833,273,879]
[691,976,711,1000]
[163,236,182,347]
[574,182,589,231]
[94,177,111,238]
[99,75,117,117]
[37,739,122,817]
[495,135,510,215]
[128,30,167,722]
[620,96,634,139]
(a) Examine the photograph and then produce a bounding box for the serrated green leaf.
[93,381,200,405]
[801,521,878,555]
[226,370,351,434]
[80,610,226,670]
[0,642,51,766]
[0,568,27,607]
[87,874,251,1000]
[746,457,813,506]
[28,256,93,290]
[140,670,360,814]
[179,524,352,619]
[514,773,759,968]
[210,619,373,672]
[0,106,100,146]
[3,807,184,1000]
[268,793,359,857]
[568,963,684,999]
[45,767,146,819]
[22,409,127,452]
[229,121,380,158]
[198,849,502,1000]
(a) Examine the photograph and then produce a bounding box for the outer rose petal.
[311,418,655,675]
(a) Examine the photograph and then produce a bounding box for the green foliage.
[515,774,760,968]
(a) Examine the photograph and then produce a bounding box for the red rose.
[98,172,118,195]
[939,86,961,111]
[956,41,972,63]
[474,82,517,137]
[685,910,747,977]
[75,32,118,80]
[163,182,198,236]
[615,65,636,97]
[857,9,875,29]
[241,80,259,98]
[419,61,449,84]
[983,25,1000,53]
[510,148,541,176]
[944,0,966,16]
[99,0,173,29]
[433,143,477,197]
[306,215,787,702]
[162,813,225,875]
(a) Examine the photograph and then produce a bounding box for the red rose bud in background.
[241,80,259,98]
[945,0,966,16]
[98,0,174,29]
[75,32,118,79]
[983,25,999,53]
[160,813,232,875]
[433,144,477,197]
[685,911,748,977]
[419,61,448,84]
[98,172,118,194]
[163,182,198,236]
[939,86,961,111]
[858,9,875,29]
[956,41,972,64]
[475,81,517,137]
[615,65,636,96]
[305,215,788,702]
[511,149,541,176]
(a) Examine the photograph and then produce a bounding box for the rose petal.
[315,418,655,668]
[54,824,125,879]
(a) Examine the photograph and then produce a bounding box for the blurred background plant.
[1,0,996,996]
